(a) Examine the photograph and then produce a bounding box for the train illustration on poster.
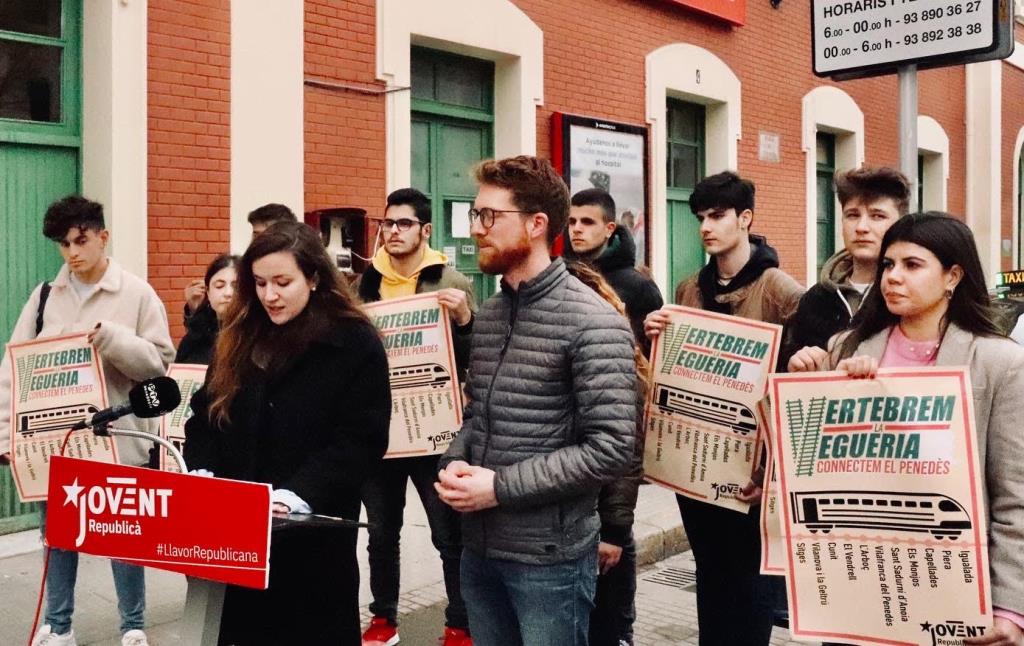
[388,363,451,391]
[17,403,100,436]
[790,490,972,539]
[653,383,757,436]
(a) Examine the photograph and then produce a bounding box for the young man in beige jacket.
[0,196,175,646]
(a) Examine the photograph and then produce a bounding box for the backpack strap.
[35,282,52,337]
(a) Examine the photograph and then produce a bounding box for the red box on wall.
[659,0,745,26]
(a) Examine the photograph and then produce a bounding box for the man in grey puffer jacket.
[435,156,637,646]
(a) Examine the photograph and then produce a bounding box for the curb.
[0,528,41,560]
[633,493,689,567]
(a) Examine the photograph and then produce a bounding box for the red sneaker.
[361,616,399,646]
[440,626,472,646]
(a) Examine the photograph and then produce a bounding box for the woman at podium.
[184,221,391,644]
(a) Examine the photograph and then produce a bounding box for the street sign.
[812,0,1014,79]
[996,269,1024,291]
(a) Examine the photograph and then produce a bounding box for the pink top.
[878,325,939,368]
[877,325,1024,631]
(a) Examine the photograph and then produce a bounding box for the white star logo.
[63,478,84,508]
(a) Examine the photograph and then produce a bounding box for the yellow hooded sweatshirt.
[372,245,448,299]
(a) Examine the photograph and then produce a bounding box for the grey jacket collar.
[500,258,566,305]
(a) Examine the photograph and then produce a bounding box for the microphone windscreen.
[128,376,182,418]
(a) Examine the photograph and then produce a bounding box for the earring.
[944,287,954,300]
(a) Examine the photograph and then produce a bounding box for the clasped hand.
[434,460,498,512]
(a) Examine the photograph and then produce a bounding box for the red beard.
[477,228,531,275]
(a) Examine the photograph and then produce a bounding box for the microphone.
[71,376,182,431]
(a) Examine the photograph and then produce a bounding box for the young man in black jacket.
[562,188,663,356]
[562,188,660,646]
[785,167,910,371]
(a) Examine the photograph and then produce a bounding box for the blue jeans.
[461,547,597,646]
[40,505,146,635]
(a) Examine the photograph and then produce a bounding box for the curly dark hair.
[42,196,105,241]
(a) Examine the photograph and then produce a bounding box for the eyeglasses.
[467,207,532,229]
[380,218,424,232]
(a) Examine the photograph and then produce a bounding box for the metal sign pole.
[898,63,918,213]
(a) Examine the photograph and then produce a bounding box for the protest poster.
[769,368,992,645]
[7,332,115,501]
[643,305,782,512]
[365,293,462,458]
[758,398,786,575]
[159,363,207,473]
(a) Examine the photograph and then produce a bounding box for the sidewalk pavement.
[0,484,815,645]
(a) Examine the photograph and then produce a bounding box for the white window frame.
[802,86,864,286]
[646,43,741,295]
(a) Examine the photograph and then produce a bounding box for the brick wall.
[295,0,975,287]
[148,0,231,339]
[516,0,969,282]
[304,1,386,218]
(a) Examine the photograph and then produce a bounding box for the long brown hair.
[837,212,1004,361]
[207,221,370,426]
[565,261,652,395]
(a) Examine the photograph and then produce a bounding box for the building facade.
[1,0,1023,529]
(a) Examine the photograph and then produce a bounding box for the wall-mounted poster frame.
[551,113,651,268]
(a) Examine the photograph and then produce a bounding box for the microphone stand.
[91,420,187,472]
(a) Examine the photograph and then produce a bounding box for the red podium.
[46,456,273,644]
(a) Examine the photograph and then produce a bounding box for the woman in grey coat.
[789,213,1024,646]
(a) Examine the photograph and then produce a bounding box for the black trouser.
[677,495,775,646]
[589,531,638,646]
[220,525,360,645]
[361,454,468,629]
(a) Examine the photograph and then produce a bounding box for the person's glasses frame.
[380,217,425,232]
[467,207,532,229]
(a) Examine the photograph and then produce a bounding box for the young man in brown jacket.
[645,171,803,646]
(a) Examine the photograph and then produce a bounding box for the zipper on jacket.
[483,289,519,457]
[479,289,518,552]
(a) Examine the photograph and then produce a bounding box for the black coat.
[780,283,853,367]
[174,303,218,365]
[564,225,663,355]
[184,317,390,515]
[183,317,390,645]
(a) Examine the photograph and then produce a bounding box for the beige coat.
[839,324,1024,614]
[0,259,175,465]
[675,267,804,325]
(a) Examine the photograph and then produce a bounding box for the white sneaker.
[121,629,149,646]
[31,625,77,646]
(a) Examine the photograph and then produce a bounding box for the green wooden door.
[0,0,81,534]
[666,99,705,299]
[815,132,836,277]
[410,47,495,301]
